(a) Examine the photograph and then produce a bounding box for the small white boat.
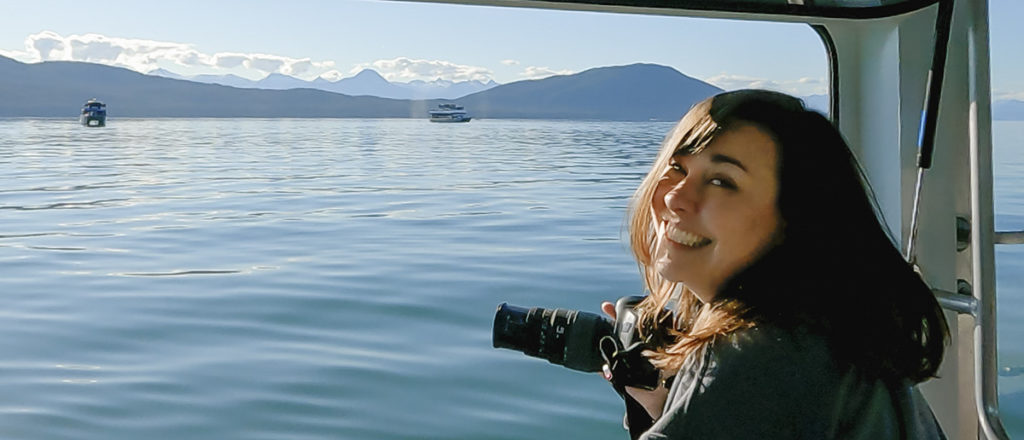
[429,103,472,123]
[80,99,106,127]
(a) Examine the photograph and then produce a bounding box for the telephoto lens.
[492,303,613,372]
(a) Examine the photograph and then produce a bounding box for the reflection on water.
[0,118,1020,439]
[0,118,663,440]
[993,120,1024,435]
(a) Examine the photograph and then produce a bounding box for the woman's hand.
[601,301,670,420]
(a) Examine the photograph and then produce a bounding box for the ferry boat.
[80,99,106,127]
[443,0,1014,437]
[429,103,472,123]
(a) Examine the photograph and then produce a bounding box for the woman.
[603,90,949,439]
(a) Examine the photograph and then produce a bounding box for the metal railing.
[933,288,976,316]
[994,231,1024,245]
[935,226,1023,439]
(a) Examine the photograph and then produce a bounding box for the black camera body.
[492,296,660,389]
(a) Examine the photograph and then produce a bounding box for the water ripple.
[0,198,131,210]
[27,246,87,251]
[0,118,1020,439]
[117,270,244,277]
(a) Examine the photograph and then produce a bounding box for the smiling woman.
[617,89,948,439]
[651,123,782,303]
[4,0,1022,439]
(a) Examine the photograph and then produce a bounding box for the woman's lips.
[663,222,712,248]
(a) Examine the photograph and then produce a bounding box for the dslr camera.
[492,295,660,390]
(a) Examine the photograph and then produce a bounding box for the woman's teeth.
[665,224,711,247]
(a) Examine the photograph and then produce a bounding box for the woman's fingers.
[601,301,617,319]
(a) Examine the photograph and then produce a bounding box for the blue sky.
[0,0,1020,99]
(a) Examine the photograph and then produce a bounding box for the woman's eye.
[709,177,736,189]
[670,163,686,174]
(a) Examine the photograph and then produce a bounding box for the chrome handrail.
[994,231,1024,244]
[933,288,977,316]
[968,0,1009,434]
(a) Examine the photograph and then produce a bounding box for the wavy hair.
[628,89,948,383]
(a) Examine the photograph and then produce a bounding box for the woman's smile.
[661,222,712,248]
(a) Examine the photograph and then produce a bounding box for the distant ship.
[428,103,471,123]
[80,99,106,127]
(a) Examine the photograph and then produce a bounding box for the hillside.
[460,63,721,121]
[0,56,423,118]
[0,56,721,121]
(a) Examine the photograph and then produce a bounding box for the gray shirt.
[638,325,946,439]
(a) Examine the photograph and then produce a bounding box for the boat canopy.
[513,0,939,19]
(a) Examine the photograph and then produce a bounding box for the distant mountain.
[320,69,407,97]
[393,78,499,100]
[149,68,255,88]
[148,68,185,80]
[994,99,1024,121]
[256,73,318,90]
[309,71,499,99]
[0,56,719,120]
[146,67,498,99]
[0,56,427,118]
[192,73,255,89]
[457,63,722,121]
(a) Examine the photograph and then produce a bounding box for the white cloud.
[213,53,248,69]
[705,73,827,96]
[0,48,29,60]
[31,31,67,60]
[2,32,490,83]
[288,59,314,76]
[501,59,520,66]
[320,70,345,81]
[243,54,286,74]
[21,31,211,73]
[6,31,336,80]
[520,66,574,80]
[69,39,122,62]
[350,57,493,82]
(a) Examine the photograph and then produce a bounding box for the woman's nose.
[663,178,699,215]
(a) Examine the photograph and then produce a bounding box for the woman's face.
[651,123,783,303]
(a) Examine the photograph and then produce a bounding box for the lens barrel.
[492,303,613,373]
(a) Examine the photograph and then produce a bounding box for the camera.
[492,295,660,389]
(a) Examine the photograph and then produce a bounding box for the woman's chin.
[654,260,687,284]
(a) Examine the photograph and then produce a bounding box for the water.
[995,120,1024,437]
[0,118,1020,439]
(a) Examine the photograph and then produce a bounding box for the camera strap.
[599,336,660,390]
[616,384,655,440]
[600,336,659,439]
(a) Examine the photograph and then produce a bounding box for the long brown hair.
[628,90,948,382]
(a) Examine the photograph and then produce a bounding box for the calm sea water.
[0,118,1020,439]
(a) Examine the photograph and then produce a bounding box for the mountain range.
[0,55,723,120]
[0,55,1019,120]
[148,68,499,100]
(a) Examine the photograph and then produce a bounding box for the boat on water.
[80,99,106,127]
[453,0,1013,437]
[429,103,472,123]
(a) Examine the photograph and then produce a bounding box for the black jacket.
[633,325,946,439]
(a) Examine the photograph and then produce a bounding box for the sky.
[0,0,1020,99]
